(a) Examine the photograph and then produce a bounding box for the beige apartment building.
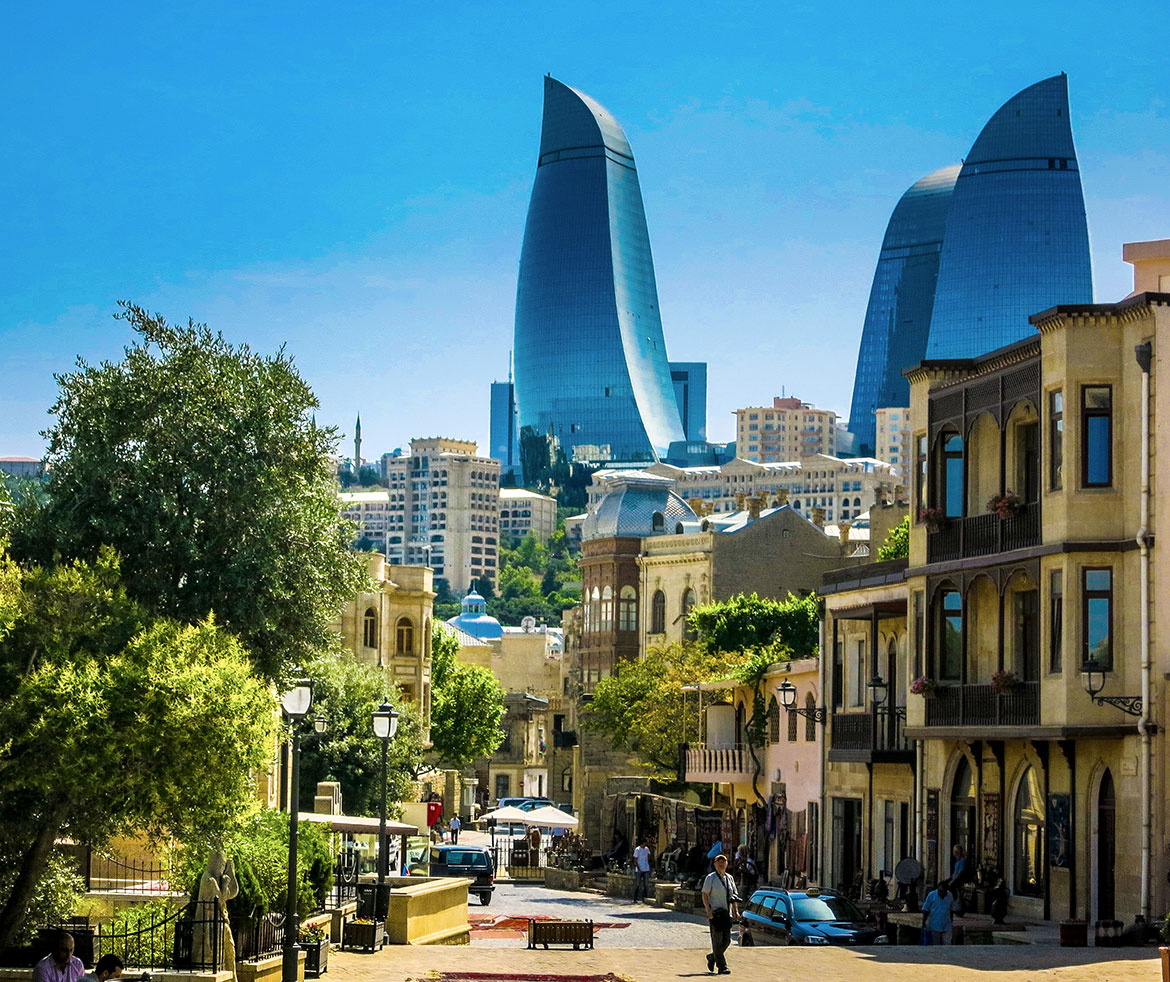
[499,487,558,542]
[874,407,912,472]
[734,396,837,462]
[382,437,500,595]
[589,454,896,526]
[896,241,1170,925]
[334,554,436,743]
[339,490,392,550]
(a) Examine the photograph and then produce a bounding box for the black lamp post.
[281,670,314,982]
[372,701,400,886]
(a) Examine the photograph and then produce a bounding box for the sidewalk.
[328,943,1161,982]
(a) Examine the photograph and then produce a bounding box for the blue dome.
[447,591,503,640]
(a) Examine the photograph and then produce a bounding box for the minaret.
[354,414,362,471]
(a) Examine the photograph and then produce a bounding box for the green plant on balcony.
[918,507,947,532]
[990,669,1021,693]
[910,675,938,696]
[987,490,1022,519]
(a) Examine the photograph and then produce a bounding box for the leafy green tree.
[497,564,541,601]
[0,547,273,945]
[583,642,732,774]
[877,515,911,560]
[428,625,506,767]
[688,591,819,658]
[296,651,423,816]
[17,302,366,680]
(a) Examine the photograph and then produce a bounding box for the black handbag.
[712,908,732,930]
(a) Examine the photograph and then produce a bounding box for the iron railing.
[489,836,549,880]
[91,900,224,971]
[926,502,1040,563]
[830,708,909,754]
[330,850,359,909]
[80,848,174,894]
[230,912,286,963]
[924,681,1040,727]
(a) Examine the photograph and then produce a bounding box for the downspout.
[819,615,828,886]
[1135,341,1153,919]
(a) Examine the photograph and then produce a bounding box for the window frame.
[1080,385,1113,489]
[1081,566,1114,671]
[937,588,963,681]
[1049,389,1063,491]
[362,607,378,649]
[650,590,666,634]
[1049,570,1063,674]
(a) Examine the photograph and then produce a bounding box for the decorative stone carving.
[193,849,239,978]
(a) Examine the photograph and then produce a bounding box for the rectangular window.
[852,640,865,707]
[913,590,925,677]
[1082,386,1113,488]
[938,590,963,680]
[1049,570,1063,673]
[495,774,510,801]
[940,433,963,518]
[1049,390,1063,490]
[832,640,843,710]
[1082,568,1113,670]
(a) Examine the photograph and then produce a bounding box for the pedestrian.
[921,878,959,945]
[79,954,123,982]
[701,854,740,975]
[32,933,86,982]
[732,847,758,897]
[633,838,652,902]
[450,814,462,844]
[706,838,724,874]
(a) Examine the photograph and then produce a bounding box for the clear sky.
[2,1,1167,459]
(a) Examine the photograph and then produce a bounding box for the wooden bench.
[527,919,594,950]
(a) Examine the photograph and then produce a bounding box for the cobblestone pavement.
[468,882,710,948]
[329,942,1160,982]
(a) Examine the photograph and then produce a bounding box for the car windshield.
[442,851,489,868]
[792,895,862,922]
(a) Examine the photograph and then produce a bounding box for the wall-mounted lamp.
[1081,658,1142,717]
[777,680,826,724]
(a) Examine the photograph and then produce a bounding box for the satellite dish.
[521,616,537,630]
[895,857,923,885]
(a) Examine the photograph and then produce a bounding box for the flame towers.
[513,76,685,463]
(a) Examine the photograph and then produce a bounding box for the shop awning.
[297,812,419,836]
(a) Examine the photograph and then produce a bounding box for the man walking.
[450,814,462,844]
[921,878,959,945]
[701,854,739,974]
[633,838,652,902]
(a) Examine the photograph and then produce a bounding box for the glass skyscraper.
[514,76,684,463]
[925,74,1092,359]
[847,165,959,456]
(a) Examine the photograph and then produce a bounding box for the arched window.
[651,590,666,634]
[652,511,665,533]
[950,756,975,869]
[854,497,862,508]
[1014,765,1045,896]
[805,693,817,742]
[681,588,698,641]
[362,607,378,648]
[396,617,414,655]
[675,522,685,534]
[588,586,600,635]
[619,586,637,632]
[787,694,799,741]
[601,586,613,632]
[767,697,780,744]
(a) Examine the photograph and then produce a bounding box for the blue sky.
[2,1,1167,458]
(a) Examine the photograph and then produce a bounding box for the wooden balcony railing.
[924,681,1040,727]
[926,501,1040,563]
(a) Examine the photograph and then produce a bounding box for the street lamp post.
[372,701,400,887]
[281,671,314,982]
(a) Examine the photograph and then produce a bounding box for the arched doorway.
[1097,770,1116,919]
[950,756,976,870]
[1013,765,1045,897]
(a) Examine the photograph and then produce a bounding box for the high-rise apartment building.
[847,166,958,456]
[489,379,518,478]
[513,76,685,464]
[669,362,708,442]
[874,407,912,471]
[734,397,837,462]
[925,74,1092,359]
[382,438,501,595]
[499,487,558,542]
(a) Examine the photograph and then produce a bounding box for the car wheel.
[480,892,492,906]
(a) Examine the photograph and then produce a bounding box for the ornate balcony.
[828,708,913,764]
[923,681,1040,727]
[926,502,1040,563]
[679,743,754,783]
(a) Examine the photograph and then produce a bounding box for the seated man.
[32,933,85,982]
[79,954,123,982]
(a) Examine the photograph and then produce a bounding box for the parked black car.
[428,845,496,906]
[742,888,888,946]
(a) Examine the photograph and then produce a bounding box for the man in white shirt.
[701,854,739,974]
[449,815,462,844]
[632,838,652,902]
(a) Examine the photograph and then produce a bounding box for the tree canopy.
[877,515,910,560]
[0,546,273,944]
[15,303,365,680]
[688,591,819,659]
[428,625,506,767]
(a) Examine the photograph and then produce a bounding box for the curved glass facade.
[848,165,959,456]
[514,77,684,463]
[925,74,1092,359]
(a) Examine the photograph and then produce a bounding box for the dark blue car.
[742,888,889,946]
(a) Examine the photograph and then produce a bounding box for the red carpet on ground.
[469,915,630,935]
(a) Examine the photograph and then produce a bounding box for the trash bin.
[1059,919,1088,947]
[356,883,393,921]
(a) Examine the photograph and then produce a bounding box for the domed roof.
[582,473,698,541]
[447,590,503,641]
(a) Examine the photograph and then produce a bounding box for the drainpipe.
[1135,341,1153,919]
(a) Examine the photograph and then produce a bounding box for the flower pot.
[303,939,328,976]
[344,920,384,953]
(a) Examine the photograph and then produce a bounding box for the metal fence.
[329,851,359,909]
[489,836,548,880]
[81,848,175,894]
[91,900,224,972]
[230,912,286,963]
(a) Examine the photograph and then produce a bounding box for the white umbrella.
[479,805,534,824]
[523,805,579,828]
